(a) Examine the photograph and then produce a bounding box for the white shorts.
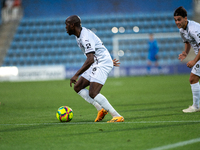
[191,60,200,77]
[81,59,113,85]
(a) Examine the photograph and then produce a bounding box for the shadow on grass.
[0,120,93,133]
[124,113,182,120]
[121,106,184,112]
[115,99,190,107]
[1,120,199,136]
[66,121,200,136]
[0,124,52,133]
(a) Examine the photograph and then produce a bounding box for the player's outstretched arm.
[70,53,94,87]
[178,51,187,61]
[113,59,120,67]
[178,42,191,61]
[70,74,79,87]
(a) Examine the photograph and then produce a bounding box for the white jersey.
[75,27,112,65]
[179,20,200,55]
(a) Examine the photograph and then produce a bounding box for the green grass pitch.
[0,74,200,150]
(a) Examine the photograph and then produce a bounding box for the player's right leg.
[94,108,108,122]
[73,76,90,93]
[74,76,103,113]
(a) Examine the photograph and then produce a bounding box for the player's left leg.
[89,82,124,122]
[89,59,124,122]
[183,72,200,113]
[189,73,200,109]
[155,60,162,73]
[147,60,152,74]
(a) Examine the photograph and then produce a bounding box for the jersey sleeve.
[81,37,95,54]
[190,27,200,45]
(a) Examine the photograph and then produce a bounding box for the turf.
[0,74,200,150]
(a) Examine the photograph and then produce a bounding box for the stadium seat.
[2,12,189,67]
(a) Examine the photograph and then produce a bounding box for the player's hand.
[113,59,120,67]
[187,60,196,68]
[70,75,79,87]
[178,51,187,61]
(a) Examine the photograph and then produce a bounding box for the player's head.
[149,33,154,41]
[174,6,187,18]
[174,6,188,29]
[65,15,81,35]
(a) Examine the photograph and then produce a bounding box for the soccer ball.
[56,106,73,122]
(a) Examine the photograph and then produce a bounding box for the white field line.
[0,120,200,126]
[147,137,200,150]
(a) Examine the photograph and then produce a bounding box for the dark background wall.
[9,0,193,18]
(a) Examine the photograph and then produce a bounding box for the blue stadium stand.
[2,12,192,67]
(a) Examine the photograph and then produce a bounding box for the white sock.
[191,82,200,109]
[78,89,102,111]
[94,93,121,117]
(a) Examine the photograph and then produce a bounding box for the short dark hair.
[174,6,187,17]
[66,15,81,27]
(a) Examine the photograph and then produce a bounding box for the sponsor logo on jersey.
[86,43,91,49]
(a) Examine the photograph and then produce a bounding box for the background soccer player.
[65,15,124,122]
[147,33,160,74]
[174,6,200,113]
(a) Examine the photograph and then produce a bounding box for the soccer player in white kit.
[174,6,200,113]
[65,15,124,122]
